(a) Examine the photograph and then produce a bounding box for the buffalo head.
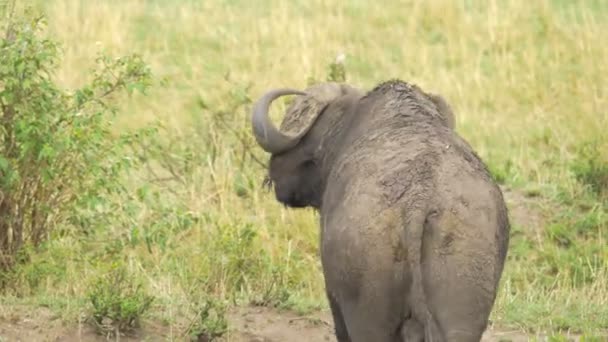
[251,82,363,208]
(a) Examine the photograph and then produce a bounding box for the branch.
[212,110,267,170]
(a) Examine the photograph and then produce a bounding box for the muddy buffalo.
[250,79,510,342]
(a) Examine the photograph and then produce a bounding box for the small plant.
[487,158,516,185]
[327,53,347,83]
[86,262,154,337]
[306,54,348,86]
[184,294,228,342]
[571,139,608,200]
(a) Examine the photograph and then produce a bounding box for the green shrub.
[184,294,228,342]
[571,139,608,200]
[0,4,152,275]
[86,261,154,337]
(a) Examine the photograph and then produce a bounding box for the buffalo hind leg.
[338,292,405,342]
[424,240,495,340]
[328,292,351,342]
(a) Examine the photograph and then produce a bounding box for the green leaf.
[0,156,9,172]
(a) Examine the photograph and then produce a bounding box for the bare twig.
[212,109,267,170]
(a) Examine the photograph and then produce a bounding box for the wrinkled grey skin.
[250,79,510,342]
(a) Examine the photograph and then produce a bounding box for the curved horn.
[251,88,308,154]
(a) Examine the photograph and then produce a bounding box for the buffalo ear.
[427,93,456,130]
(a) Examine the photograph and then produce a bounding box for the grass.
[1,0,607,338]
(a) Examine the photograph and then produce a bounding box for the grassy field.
[1,0,607,340]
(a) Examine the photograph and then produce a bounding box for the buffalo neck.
[314,94,365,199]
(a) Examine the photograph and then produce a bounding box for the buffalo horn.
[251,88,308,154]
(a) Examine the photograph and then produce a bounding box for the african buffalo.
[250,79,510,342]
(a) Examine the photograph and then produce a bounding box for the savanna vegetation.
[0,0,606,341]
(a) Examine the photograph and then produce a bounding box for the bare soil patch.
[224,306,532,342]
[0,304,533,341]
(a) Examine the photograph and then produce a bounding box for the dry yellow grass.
[42,0,607,186]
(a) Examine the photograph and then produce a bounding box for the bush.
[571,139,608,201]
[184,294,228,342]
[86,261,154,337]
[0,5,153,274]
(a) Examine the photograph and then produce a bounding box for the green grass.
[1,0,607,338]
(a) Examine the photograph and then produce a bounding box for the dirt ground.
[0,304,537,342]
[0,187,570,342]
[224,306,537,342]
